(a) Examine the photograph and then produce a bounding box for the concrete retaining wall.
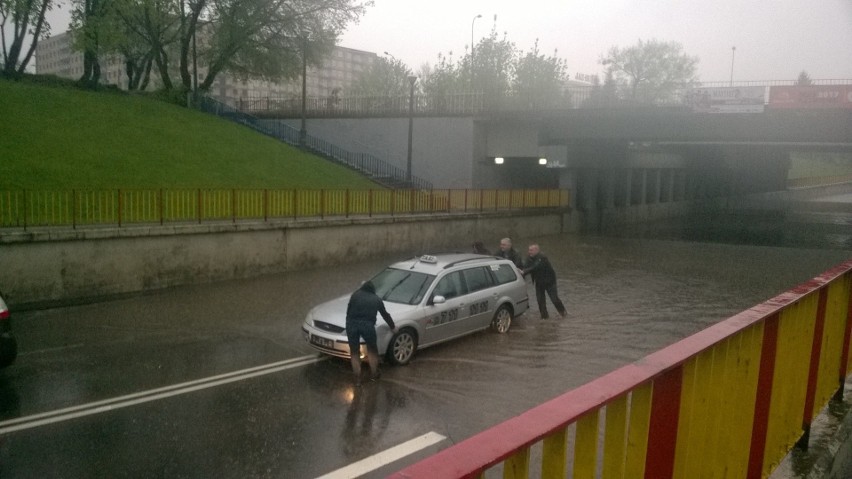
[0,211,566,308]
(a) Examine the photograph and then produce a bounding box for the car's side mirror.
[431,295,446,305]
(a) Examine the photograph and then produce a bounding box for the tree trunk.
[16,0,51,74]
[153,44,173,90]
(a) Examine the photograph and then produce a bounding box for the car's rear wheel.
[490,305,513,333]
[386,329,418,365]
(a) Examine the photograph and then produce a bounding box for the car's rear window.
[490,263,518,285]
[462,266,494,292]
[371,268,435,305]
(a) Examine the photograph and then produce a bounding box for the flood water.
[1,194,850,478]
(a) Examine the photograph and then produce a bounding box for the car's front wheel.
[386,329,418,365]
[490,305,513,333]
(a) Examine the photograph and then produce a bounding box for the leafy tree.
[582,70,619,107]
[512,39,567,99]
[0,0,54,75]
[419,51,463,97]
[599,39,699,104]
[796,70,812,86]
[348,54,411,96]
[190,0,366,93]
[469,27,515,97]
[67,0,367,94]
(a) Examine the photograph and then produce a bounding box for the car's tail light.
[0,309,8,320]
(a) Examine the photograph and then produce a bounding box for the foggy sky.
[42,0,852,82]
[339,0,852,82]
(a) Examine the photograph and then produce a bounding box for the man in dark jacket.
[346,281,396,384]
[496,237,522,268]
[522,243,567,319]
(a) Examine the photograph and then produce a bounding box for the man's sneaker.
[370,371,382,382]
[559,311,567,319]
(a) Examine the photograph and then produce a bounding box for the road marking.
[315,431,446,479]
[0,355,326,435]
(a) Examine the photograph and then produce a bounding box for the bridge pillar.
[602,169,616,209]
[639,169,648,206]
[622,169,633,206]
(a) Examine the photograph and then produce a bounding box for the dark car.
[0,291,17,368]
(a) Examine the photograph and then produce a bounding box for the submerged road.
[1,205,850,478]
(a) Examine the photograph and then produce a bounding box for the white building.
[35,32,377,102]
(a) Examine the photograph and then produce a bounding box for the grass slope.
[0,78,378,190]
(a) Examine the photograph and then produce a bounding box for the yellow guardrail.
[390,259,852,478]
[0,189,570,228]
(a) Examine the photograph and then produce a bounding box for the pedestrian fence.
[0,188,570,229]
[390,259,852,478]
[197,96,433,190]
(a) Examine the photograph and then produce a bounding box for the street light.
[470,14,482,87]
[729,46,736,87]
[300,35,308,147]
[406,75,418,184]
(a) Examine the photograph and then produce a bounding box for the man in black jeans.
[522,243,567,319]
[346,281,397,384]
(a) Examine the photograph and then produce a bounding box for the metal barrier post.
[72,189,77,229]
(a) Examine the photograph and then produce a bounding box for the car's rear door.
[459,266,497,331]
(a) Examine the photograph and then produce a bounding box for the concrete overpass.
[256,105,848,223]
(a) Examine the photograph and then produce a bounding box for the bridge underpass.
[262,106,851,229]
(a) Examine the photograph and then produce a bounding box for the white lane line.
[0,355,326,435]
[315,432,446,479]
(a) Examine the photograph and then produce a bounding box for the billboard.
[685,86,767,113]
[768,85,852,109]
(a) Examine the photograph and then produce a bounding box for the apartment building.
[35,32,377,102]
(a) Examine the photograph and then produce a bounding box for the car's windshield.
[371,268,435,305]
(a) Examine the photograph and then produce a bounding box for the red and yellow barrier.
[0,188,570,228]
[389,260,852,479]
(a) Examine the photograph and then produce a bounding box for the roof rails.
[443,255,497,270]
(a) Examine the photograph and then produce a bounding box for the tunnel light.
[539,158,547,165]
[494,157,504,165]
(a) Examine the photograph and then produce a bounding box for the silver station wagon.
[301,253,529,365]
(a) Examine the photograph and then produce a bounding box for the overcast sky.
[44,0,852,82]
[337,0,852,82]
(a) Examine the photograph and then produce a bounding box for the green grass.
[0,77,378,190]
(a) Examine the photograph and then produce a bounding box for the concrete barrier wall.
[0,212,566,307]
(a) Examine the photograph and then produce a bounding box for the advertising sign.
[768,85,852,109]
[685,86,766,113]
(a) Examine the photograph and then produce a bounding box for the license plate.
[310,335,334,349]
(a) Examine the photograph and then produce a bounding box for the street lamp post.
[470,14,481,87]
[300,36,308,147]
[729,46,736,87]
[406,75,417,184]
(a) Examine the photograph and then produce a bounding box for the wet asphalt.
[1,206,850,478]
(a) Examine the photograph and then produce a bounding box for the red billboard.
[768,85,852,109]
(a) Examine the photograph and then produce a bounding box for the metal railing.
[197,96,432,189]
[0,188,570,229]
[390,259,852,478]
[236,79,852,118]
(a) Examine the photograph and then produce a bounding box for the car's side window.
[462,266,494,293]
[490,263,518,285]
[433,271,465,300]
